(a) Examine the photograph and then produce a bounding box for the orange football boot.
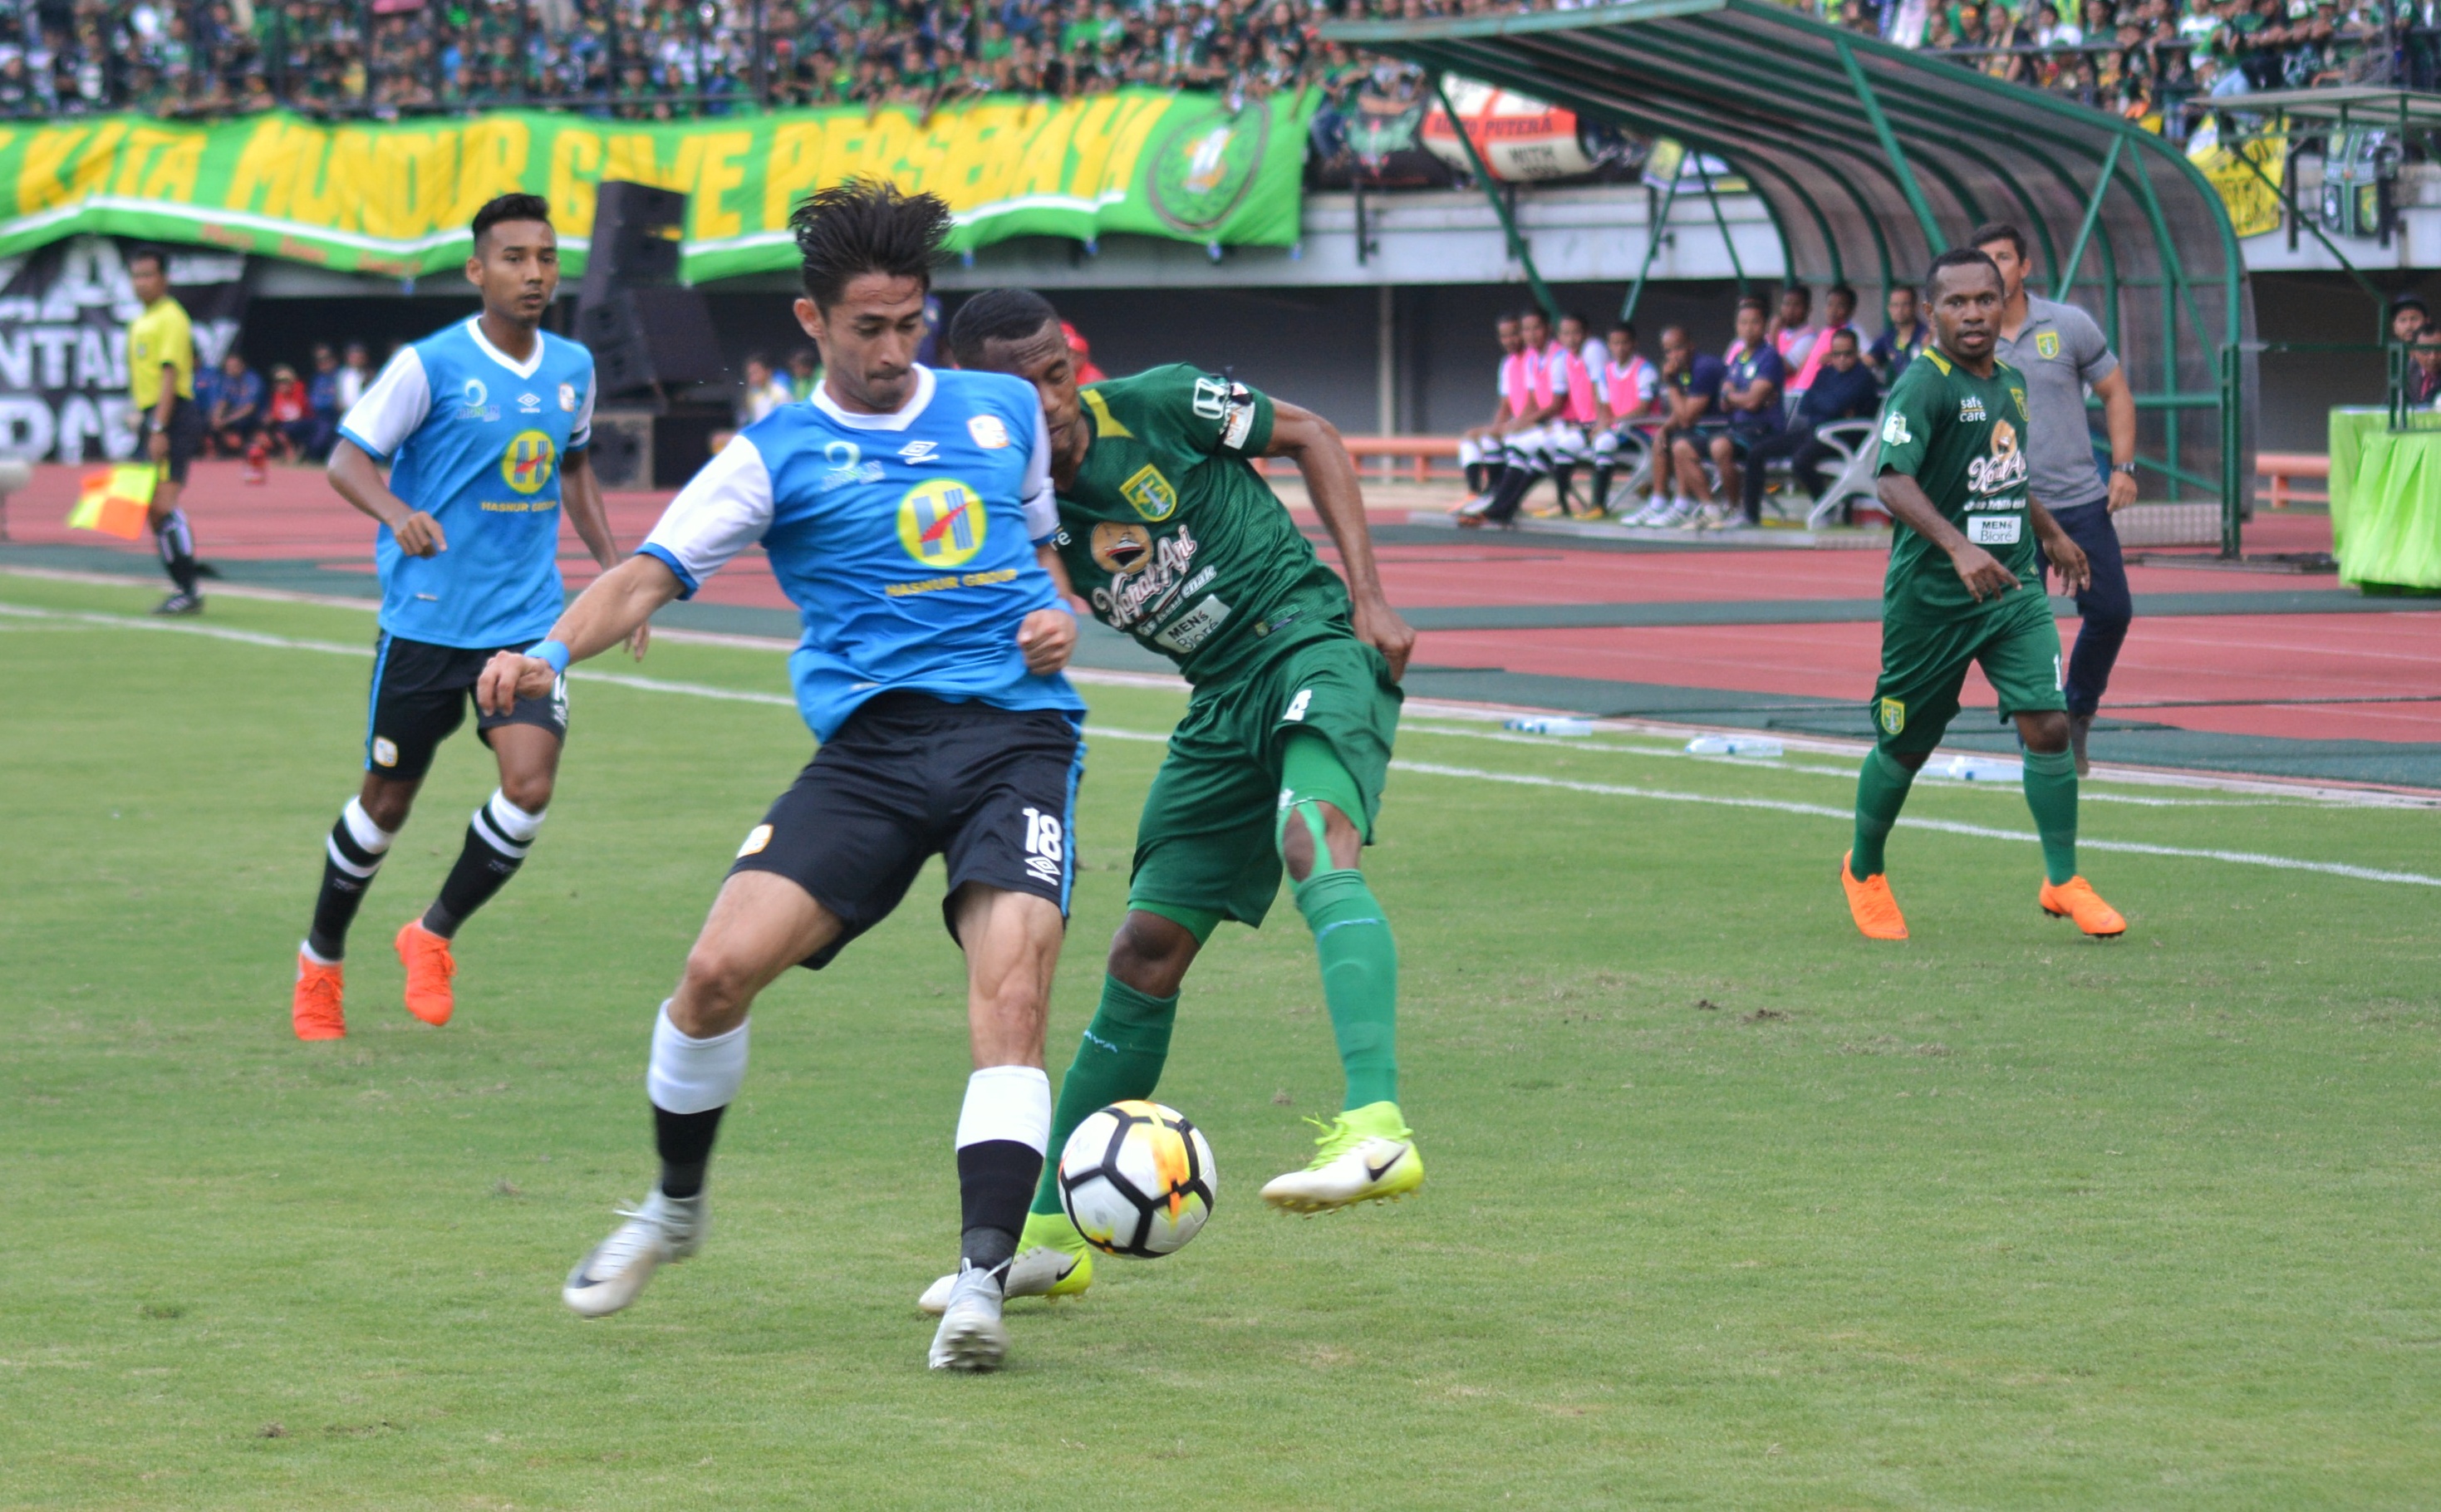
[292,952,346,1040]
[395,920,457,1025]
[1841,852,1909,940]
[2040,876,2126,938]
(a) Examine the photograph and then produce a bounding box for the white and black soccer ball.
[1057,1100,1217,1259]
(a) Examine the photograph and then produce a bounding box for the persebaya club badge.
[1147,102,1270,234]
[1879,698,1906,736]
[2036,330,2060,360]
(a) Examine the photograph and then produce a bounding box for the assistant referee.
[1972,223,2137,776]
[126,247,208,615]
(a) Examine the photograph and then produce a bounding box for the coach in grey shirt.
[1973,223,2139,777]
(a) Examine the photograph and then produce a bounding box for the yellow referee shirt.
[129,296,194,408]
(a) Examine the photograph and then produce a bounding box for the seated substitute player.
[484,183,1083,1374]
[1842,247,2125,942]
[937,286,1420,1313]
[289,193,632,1041]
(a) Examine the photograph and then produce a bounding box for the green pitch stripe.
[7,597,2438,891]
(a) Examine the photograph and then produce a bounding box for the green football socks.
[1029,974,1176,1218]
[2021,745,2080,886]
[1849,747,1918,879]
[1294,866,1400,1111]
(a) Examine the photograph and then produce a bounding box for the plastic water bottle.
[1684,735,1785,758]
[1505,716,1596,736]
[1932,754,2022,783]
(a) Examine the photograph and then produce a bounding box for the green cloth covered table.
[2329,406,2441,589]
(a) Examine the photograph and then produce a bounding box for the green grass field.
[6,570,2439,1510]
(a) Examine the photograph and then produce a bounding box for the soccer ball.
[1057,1100,1218,1258]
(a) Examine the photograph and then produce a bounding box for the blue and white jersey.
[638,364,1083,742]
[340,318,596,650]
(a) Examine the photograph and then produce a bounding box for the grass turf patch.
[3,573,2439,1510]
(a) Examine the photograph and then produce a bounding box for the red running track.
[12,463,2422,745]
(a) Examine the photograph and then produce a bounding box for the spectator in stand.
[265,361,314,464]
[337,341,374,412]
[2409,325,2441,406]
[1767,283,1820,374]
[737,351,794,424]
[1737,327,1879,524]
[205,351,264,462]
[787,346,821,400]
[2391,292,2429,347]
[305,343,344,460]
[1870,284,1932,386]
[1063,320,1107,384]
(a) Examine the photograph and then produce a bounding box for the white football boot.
[562,1188,704,1318]
[919,1242,1086,1316]
[927,1261,1010,1372]
[1260,1102,1425,1215]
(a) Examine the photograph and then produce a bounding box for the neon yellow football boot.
[1260,1101,1424,1214]
[916,1208,1094,1315]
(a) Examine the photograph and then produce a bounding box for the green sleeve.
[1874,363,1937,478]
[1137,364,1276,461]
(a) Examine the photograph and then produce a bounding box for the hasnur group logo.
[896,478,987,568]
[501,430,556,493]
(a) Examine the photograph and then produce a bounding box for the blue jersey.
[339,318,597,650]
[639,365,1083,742]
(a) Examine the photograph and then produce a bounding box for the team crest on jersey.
[1090,521,1154,574]
[896,478,986,567]
[1879,698,1906,736]
[558,382,577,412]
[2010,385,2029,421]
[1120,463,1178,522]
[967,414,1011,449]
[2036,330,2060,361]
[501,430,556,493]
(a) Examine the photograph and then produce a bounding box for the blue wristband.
[529,639,571,675]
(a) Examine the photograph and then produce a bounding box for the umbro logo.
[899,439,939,463]
[517,392,543,413]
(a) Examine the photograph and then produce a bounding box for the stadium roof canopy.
[1326,0,2253,529]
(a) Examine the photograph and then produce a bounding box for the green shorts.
[1130,632,1402,928]
[1869,587,2065,756]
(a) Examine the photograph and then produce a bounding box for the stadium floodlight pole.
[2051,135,2122,302]
[1834,37,1944,256]
[1427,71,1561,325]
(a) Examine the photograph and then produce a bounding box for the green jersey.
[1052,364,1353,685]
[1874,346,2038,619]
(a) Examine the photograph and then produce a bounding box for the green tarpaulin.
[0,91,1313,281]
[2329,406,2441,591]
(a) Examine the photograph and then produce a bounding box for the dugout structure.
[1328,0,2256,552]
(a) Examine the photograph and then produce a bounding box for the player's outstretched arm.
[1266,400,1415,681]
[2030,501,2091,595]
[1877,470,2016,602]
[476,554,684,714]
[558,447,646,661]
[328,437,445,557]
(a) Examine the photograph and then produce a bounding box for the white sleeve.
[1549,360,1569,395]
[1019,405,1058,543]
[1496,366,1510,399]
[570,363,596,449]
[638,436,774,596]
[337,348,431,460]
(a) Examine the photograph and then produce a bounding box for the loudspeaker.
[580,181,685,304]
[587,407,653,489]
[579,287,726,396]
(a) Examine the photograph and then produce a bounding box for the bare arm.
[327,436,445,557]
[476,554,685,715]
[1017,542,1079,675]
[1265,399,1415,680]
[557,448,646,661]
[1875,470,2018,601]
[2093,366,2139,510]
[2030,498,2091,595]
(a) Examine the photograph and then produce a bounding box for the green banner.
[0,91,1312,282]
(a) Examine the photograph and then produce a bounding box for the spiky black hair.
[788,179,951,308]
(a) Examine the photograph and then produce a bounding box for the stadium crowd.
[0,0,2425,124]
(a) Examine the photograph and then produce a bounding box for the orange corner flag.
[68,464,157,541]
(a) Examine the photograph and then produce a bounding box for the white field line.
[7,600,2439,891]
[10,563,2429,807]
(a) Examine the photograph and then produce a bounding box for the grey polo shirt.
[1992,295,2119,511]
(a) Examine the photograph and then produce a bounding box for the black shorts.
[365,631,567,781]
[139,396,204,484]
[729,692,1084,970]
